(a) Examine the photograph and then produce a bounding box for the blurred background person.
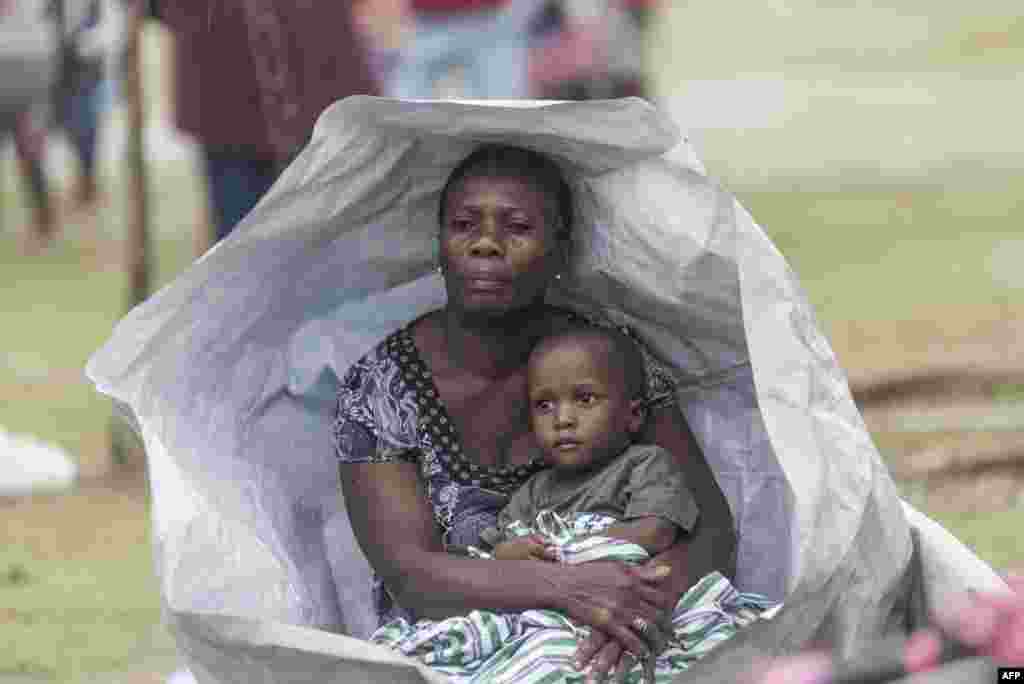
[353,0,408,95]
[10,109,56,249]
[528,0,654,100]
[144,0,379,248]
[48,0,125,213]
[388,0,542,99]
[1,0,58,249]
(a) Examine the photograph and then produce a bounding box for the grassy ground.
[2,4,1023,681]
[0,170,194,681]
[650,0,1024,79]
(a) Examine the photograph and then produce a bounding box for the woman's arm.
[342,460,564,618]
[341,460,675,656]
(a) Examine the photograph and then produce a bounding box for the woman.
[335,144,737,680]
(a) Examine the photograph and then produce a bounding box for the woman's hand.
[555,561,676,680]
[573,537,694,681]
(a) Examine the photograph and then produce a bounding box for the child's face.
[527,340,644,475]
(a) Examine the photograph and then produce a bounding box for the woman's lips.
[464,274,512,290]
[554,441,581,450]
[463,277,508,292]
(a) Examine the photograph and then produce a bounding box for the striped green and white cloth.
[371,512,777,683]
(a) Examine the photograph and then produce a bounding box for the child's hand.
[492,534,558,562]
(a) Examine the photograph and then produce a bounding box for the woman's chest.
[432,372,540,468]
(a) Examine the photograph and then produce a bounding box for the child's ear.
[627,398,647,434]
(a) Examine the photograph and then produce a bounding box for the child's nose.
[554,404,577,427]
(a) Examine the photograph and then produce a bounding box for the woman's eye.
[534,400,553,412]
[577,393,597,405]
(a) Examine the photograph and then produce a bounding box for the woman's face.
[440,174,564,317]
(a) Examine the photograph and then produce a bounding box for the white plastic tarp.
[86,97,1006,683]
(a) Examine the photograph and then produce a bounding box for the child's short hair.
[530,324,648,402]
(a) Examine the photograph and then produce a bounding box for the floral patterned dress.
[332,308,680,627]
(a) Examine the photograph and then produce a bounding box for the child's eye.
[449,218,474,232]
[534,399,553,412]
[508,222,532,234]
[577,393,597,405]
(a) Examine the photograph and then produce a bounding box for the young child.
[478,324,698,565]
[371,325,774,683]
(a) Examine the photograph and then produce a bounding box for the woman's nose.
[467,220,504,257]
[468,236,503,257]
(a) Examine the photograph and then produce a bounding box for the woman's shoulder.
[339,327,413,387]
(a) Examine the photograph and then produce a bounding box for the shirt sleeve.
[496,474,545,532]
[622,445,700,533]
[333,356,417,466]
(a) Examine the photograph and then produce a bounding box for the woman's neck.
[441,303,553,379]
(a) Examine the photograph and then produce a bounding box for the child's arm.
[613,444,700,557]
[488,474,558,561]
[596,516,679,556]
[492,534,559,562]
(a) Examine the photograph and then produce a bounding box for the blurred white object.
[0,426,77,495]
[167,668,197,684]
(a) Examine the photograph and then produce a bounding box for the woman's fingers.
[574,628,609,671]
[634,616,670,655]
[631,579,677,612]
[585,637,625,684]
[610,649,636,684]
[561,561,674,662]
[627,565,678,610]
[598,615,652,664]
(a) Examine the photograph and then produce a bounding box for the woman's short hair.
[438,145,574,242]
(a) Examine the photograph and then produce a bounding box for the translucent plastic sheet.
[86,97,1006,682]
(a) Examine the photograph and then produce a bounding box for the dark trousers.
[201,147,280,242]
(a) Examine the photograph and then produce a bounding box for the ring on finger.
[630,616,650,636]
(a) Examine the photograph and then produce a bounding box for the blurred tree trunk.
[110,0,150,471]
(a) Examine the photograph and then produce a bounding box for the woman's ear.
[553,233,571,278]
[627,398,647,435]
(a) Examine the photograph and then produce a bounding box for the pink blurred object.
[528,21,605,89]
[527,0,645,98]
